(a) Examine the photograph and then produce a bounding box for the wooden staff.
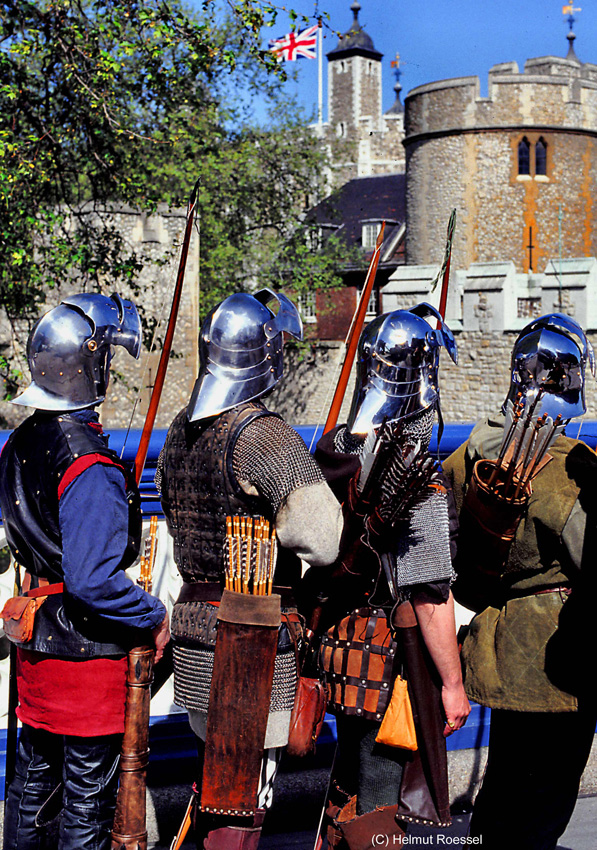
[112,179,199,850]
[170,795,193,850]
[323,222,386,435]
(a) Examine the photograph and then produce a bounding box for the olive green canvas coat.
[444,415,597,712]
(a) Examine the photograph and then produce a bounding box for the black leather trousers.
[3,724,122,850]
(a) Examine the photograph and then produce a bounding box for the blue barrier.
[3,419,597,517]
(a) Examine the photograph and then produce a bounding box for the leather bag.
[1,582,63,644]
[1,596,42,644]
[375,674,417,751]
[286,675,328,758]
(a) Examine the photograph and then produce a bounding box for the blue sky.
[221,0,597,122]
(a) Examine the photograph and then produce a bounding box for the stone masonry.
[0,205,200,433]
[405,54,597,273]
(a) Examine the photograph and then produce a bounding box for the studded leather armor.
[159,402,275,583]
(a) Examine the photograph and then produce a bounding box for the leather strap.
[26,583,64,599]
[177,581,295,607]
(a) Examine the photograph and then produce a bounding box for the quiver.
[199,589,281,816]
[461,458,531,577]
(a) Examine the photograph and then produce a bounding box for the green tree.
[0,0,350,399]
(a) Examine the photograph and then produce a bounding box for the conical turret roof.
[327,2,382,61]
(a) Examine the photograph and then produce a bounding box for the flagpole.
[318,21,323,127]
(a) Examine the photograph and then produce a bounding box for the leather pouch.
[1,595,45,644]
[375,674,417,750]
[286,675,328,758]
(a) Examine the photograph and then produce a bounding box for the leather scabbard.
[200,589,281,816]
[393,601,451,828]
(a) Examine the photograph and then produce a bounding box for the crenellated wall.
[405,57,597,273]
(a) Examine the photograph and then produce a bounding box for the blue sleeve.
[59,463,166,630]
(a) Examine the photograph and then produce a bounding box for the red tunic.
[16,649,128,736]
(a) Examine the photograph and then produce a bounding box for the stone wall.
[269,257,597,427]
[404,57,597,272]
[267,326,597,427]
[0,206,200,433]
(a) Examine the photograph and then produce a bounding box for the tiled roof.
[327,2,382,62]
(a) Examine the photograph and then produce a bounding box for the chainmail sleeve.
[233,414,342,567]
[232,415,325,514]
[393,487,455,589]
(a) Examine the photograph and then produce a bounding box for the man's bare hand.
[442,681,471,737]
[152,611,170,663]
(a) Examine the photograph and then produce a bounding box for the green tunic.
[444,415,597,712]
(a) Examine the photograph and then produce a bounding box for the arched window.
[518,138,530,175]
[336,122,345,138]
[535,137,547,176]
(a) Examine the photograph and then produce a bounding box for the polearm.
[323,221,386,434]
[436,209,456,323]
[134,180,200,484]
[111,179,199,850]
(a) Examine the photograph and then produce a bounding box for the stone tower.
[325,2,405,187]
[404,31,597,274]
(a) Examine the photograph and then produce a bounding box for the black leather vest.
[160,403,275,583]
[0,411,142,656]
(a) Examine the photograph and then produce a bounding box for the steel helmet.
[12,293,142,411]
[504,313,595,421]
[187,288,303,422]
[346,302,457,435]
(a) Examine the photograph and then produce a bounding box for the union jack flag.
[268,24,318,61]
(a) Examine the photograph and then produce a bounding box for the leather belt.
[534,585,571,597]
[176,581,222,604]
[176,581,296,607]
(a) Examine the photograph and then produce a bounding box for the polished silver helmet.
[188,288,303,422]
[13,293,142,411]
[347,302,457,435]
[504,313,595,421]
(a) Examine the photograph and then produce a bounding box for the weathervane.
[562,4,581,31]
[390,53,403,101]
[562,4,581,58]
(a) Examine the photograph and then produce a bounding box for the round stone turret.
[404,47,597,273]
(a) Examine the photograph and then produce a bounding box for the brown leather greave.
[332,800,404,850]
[202,811,265,850]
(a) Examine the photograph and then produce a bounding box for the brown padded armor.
[321,607,398,721]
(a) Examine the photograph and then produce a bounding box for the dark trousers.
[469,707,597,850]
[333,715,405,815]
[3,724,122,850]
